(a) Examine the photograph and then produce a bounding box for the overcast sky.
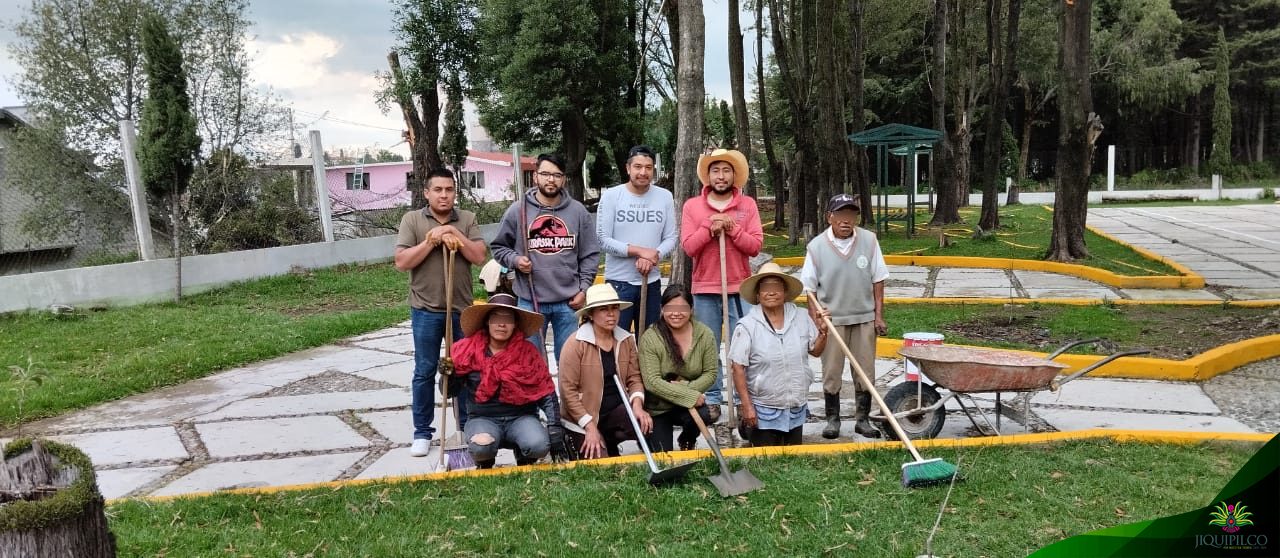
[0,0,764,158]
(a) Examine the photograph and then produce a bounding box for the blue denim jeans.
[693,293,749,405]
[609,279,661,336]
[463,414,550,465]
[410,307,466,441]
[517,298,579,365]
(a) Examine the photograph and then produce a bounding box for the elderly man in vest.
[800,194,889,440]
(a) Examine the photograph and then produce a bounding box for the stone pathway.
[1089,205,1280,299]
[4,320,1265,500]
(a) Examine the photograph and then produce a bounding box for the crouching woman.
[452,293,568,467]
[729,263,828,446]
[557,284,653,459]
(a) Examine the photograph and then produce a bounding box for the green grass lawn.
[764,205,1180,276]
[105,439,1257,557]
[0,264,418,427]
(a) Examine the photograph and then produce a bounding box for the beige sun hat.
[460,293,544,337]
[575,283,633,319]
[740,262,803,305]
[696,148,749,190]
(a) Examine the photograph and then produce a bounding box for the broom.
[439,245,474,470]
[806,291,957,488]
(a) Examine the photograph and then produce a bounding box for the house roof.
[325,149,538,171]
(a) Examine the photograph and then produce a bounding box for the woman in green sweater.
[638,284,720,452]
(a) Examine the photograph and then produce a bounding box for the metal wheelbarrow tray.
[872,339,1149,439]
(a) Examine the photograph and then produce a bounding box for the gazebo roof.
[848,123,943,147]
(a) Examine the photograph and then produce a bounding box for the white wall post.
[309,130,335,242]
[1106,145,1116,192]
[118,120,156,260]
[1212,174,1222,200]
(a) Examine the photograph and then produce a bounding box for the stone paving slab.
[195,388,410,421]
[932,287,1021,298]
[1033,408,1255,433]
[349,360,415,388]
[886,286,927,298]
[96,466,176,499]
[358,409,432,445]
[1013,271,1103,289]
[348,334,415,355]
[348,327,411,343]
[1122,288,1223,301]
[1030,378,1221,414]
[153,452,366,497]
[1025,288,1118,299]
[1226,289,1280,301]
[196,416,371,458]
[888,265,930,275]
[51,427,187,467]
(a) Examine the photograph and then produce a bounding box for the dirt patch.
[942,306,1280,360]
[255,371,399,397]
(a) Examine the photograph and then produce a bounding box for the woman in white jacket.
[729,263,828,446]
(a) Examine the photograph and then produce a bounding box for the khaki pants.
[820,322,876,396]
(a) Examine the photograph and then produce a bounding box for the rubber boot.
[853,391,881,438]
[822,392,841,439]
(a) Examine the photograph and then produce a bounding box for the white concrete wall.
[0,235,397,314]
[874,188,1266,207]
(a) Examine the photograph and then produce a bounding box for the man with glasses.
[800,194,889,440]
[492,153,600,365]
[597,145,677,334]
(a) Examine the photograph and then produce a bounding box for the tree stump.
[0,439,116,558]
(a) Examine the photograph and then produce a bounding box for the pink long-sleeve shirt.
[680,185,764,295]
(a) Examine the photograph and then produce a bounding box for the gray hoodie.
[491,189,600,303]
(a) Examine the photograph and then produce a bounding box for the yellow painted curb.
[114,430,1272,504]
[875,297,1280,307]
[874,333,1280,382]
[773,254,1204,289]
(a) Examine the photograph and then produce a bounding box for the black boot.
[822,392,841,439]
[854,391,881,438]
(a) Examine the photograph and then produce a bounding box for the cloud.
[248,33,342,90]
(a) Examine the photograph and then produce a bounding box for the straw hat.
[740,262,803,305]
[575,283,633,319]
[696,148,749,190]
[460,293,544,337]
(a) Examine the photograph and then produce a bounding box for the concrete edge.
[112,430,1274,504]
[874,333,1280,382]
[773,254,1201,289]
[1084,223,1206,288]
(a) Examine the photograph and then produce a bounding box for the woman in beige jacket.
[558,284,653,459]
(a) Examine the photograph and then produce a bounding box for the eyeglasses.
[536,171,565,180]
[662,305,691,314]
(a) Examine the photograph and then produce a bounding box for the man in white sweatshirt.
[596,145,677,334]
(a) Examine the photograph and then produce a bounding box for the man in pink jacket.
[680,149,764,419]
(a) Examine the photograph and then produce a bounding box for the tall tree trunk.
[171,193,182,300]
[728,0,755,196]
[1257,100,1266,163]
[848,0,871,224]
[978,0,1019,231]
[563,113,588,200]
[814,0,846,210]
[1048,0,1097,262]
[928,0,960,225]
[387,51,443,210]
[771,0,817,242]
[757,0,786,230]
[672,0,704,286]
[1190,92,1202,173]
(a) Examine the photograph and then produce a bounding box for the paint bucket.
[902,332,944,382]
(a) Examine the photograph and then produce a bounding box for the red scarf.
[451,330,554,406]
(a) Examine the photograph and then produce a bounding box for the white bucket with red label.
[902,332,944,381]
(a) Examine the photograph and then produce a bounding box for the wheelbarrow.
[872,339,1149,439]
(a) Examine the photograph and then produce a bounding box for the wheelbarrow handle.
[1046,338,1103,360]
[1052,349,1151,389]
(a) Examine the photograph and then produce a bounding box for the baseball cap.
[827,193,861,213]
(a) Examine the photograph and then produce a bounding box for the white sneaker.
[410,438,431,457]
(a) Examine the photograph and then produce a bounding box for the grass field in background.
[764,205,1182,276]
[106,439,1258,557]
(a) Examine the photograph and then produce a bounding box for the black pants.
[747,426,803,447]
[647,406,712,452]
[564,403,636,459]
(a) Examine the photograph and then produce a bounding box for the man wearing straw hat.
[597,145,677,334]
[395,168,488,457]
[680,148,763,421]
[800,193,889,440]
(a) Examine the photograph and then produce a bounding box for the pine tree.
[440,77,469,175]
[1209,26,1232,175]
[138,12,201,298]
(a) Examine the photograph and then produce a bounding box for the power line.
[293,109,404,132]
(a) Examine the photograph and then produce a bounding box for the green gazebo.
[849,123,943,237]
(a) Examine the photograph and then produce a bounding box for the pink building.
[326,150,536,214]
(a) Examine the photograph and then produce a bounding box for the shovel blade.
[708,469,764,497]
[647,461,698,486]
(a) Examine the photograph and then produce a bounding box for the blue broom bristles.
[441,433,475,470]
[901,458,959,488]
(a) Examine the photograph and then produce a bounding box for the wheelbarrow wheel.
[878,382,945,440]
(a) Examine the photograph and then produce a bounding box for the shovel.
[688,407,763,497]
[613,375,696,486]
